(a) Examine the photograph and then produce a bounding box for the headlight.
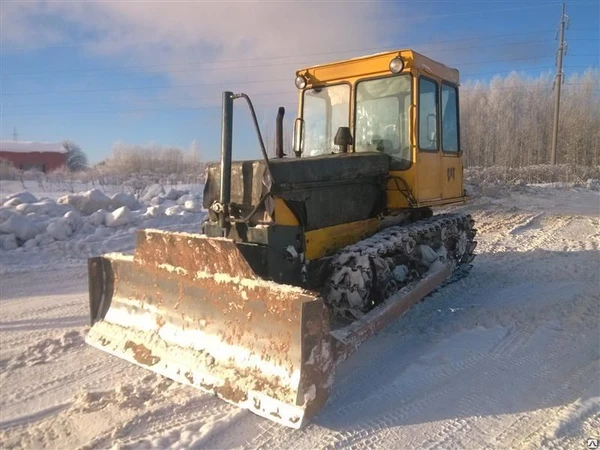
[389,56,404,74]
[295,75,307,89]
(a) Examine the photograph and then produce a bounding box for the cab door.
[416,76,442,201]
[440,82,463,199]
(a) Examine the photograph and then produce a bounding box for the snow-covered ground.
[0,181,599,449]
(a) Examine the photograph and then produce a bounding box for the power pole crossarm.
[551,2,568,165]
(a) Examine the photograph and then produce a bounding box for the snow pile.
[0,185,205,255]
[105,206,134,227]
[3,191,38,206]
[57,189,114,215]
[0,214,42,242]
[111,192,141,210]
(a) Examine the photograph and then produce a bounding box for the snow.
[105,206,134,227]
[57,189,114,216]
[0,233,17,250]
[140,183,165,202]
[46,217,73,241]
[0,140,66,154]
[3,191,38,205]
[0,214,41,241]
[0,180,598,449]
[0,181,206,273]
[111,192,141,211]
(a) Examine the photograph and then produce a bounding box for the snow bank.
[0,214,41,241]
[0,234,17,251]
[3,191,38,206]
[58,189,114,216]
[47,218,73,241]
[141,184,165,202]
[0,184,205,254]
[111,192,141,211]
[106,206,134,227]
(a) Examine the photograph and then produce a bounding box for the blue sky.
[1,0,598,163]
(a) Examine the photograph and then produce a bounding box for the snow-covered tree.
[62,140,89,171]
[460,69,599,168]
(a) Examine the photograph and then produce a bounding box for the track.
[326,213,476,319]
[0,198,598,449]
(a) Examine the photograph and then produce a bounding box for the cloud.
[3,0,399,108]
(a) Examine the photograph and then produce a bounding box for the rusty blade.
[86,236,334,428]
[134,228,258,279]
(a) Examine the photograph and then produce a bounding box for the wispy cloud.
[3,0,399,106]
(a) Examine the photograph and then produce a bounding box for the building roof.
[0,140,67,154]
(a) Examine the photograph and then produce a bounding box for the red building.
[0,141,67,173]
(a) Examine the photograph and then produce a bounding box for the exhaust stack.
[276,106,285,158]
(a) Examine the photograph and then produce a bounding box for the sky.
[1,0,599,164]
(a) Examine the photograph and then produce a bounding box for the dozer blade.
[86,229,334,428]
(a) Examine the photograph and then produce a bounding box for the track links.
[324,213,477,319]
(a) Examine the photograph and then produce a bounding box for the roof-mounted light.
[389,56,404,74]
[295,74,307,89]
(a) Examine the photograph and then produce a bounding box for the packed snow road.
[0,185,599,449]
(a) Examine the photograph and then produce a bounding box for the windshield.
[302,84,350,157]
[355,75,412,170]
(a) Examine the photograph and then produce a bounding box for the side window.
[441,84,459,153]
[418,77,438,151]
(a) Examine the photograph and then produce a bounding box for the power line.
[0,102,299,117]
[461,82,596,92]
[1,77,290,97]
[8,36,596,82]
[5,30,596,79]
[1,40,560,85]
[3,55,570,97]
[12,64,597,110]
[2,83,597,117]
[0,3,566,53]
[6,90,297,110]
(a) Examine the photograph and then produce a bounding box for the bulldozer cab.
[293,50,464,208]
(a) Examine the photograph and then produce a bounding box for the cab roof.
[296,49,459,85]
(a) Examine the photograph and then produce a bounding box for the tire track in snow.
[281,327,528,450]
[318,320,569,450]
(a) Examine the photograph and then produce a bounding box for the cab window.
[441,83,459,153]
[302,84,350,157]
[355,74,412,170]
[418,77,438,151]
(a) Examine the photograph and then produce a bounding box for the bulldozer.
[86,49,477,428]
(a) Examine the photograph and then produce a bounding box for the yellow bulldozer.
[86,49,477,428]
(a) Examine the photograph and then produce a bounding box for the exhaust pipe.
[276,106,285,158]
[219,91,234,231]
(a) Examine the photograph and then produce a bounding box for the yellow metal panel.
[386,168,415,210]
[273,198,300,226]
[441,155,464,199]
[296,50,459,86]
[304,218,380,261]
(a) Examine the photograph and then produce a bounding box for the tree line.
[460,69,599,168]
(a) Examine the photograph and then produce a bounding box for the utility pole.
[12,127,18,141]
[551,2,568,165]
